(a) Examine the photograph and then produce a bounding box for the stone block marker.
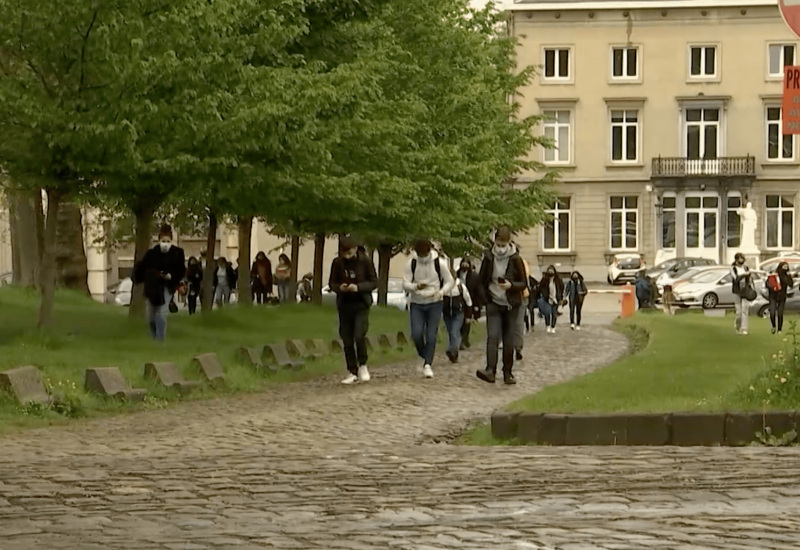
[516,413,543,443]
[627,414,671,446]
[671,412,725,446]
[144,362,202,394]
[565,414,627,445]
[537,414,568,446]
[725,412,797,446]
[0,366,50,405]
[304,339,331,357]
[237,347,278,373]
[84,367,147,401]
[365,335,382,351]
[262,344,305,370]
[378,333,401,349]
[490,411,519,440]
[286,339,325,360]
[397,331,409,345]
[191,354,226,387]
[331,339,344,355]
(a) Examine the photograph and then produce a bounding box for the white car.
[607,253,645,285]
[106,277,133,306]
[671,267,764,309]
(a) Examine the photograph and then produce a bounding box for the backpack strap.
[411,259,416,283]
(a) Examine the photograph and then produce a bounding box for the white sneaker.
[741,330,749,335]
[551,327,556,334]
[576,326,581,331]
[358,365,371,382]
[341,373,358,385]
[546,327,552,334]
[570,324,575,330]
[423,364,434,378]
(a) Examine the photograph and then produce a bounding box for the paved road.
[2,323,800,550]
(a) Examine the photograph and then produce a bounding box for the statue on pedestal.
[736,201,759,253]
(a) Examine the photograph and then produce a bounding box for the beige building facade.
[508,0,800,280]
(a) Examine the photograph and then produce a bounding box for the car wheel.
[702,293,718,309]
[759,305,769,318]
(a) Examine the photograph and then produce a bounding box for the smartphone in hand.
[497,278,506,284]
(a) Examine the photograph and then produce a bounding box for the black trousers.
[569,299,583,326]
[770,296,787,331]
[338,302,370,374]
[188,294,198,315]
[486,302,519,375]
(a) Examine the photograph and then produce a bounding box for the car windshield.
[616,256,641,269]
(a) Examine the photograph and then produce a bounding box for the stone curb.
[490,410,799,446]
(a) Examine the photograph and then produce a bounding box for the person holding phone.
[329,236,378,384]
[474,227,528,385]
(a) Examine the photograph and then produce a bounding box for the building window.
[542,110,571,164]
[689,45,717,78]
[661,196,676,248]
[611,47,638,79]
[769,44,795,78]
[727,195,741,248]
[610,196,638,250]
[685,108,719,160]
[543,48,571,80]
[610,110,639,162]
[766,195,795,249]
[544,197,571,251]
[766,107,795,161]
[685,196,718,249]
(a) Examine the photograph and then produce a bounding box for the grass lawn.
[457,310,796,445]
[0,286,417,433]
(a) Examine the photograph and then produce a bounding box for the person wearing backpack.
[767,261,794,334]
[564,271,588,330]
[403,239,455,378]
[731,252,755,335]
[474,227,528,385]
[443,267,473,364]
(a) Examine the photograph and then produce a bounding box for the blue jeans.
[443,308,464,355]
[277,281,290,302]
[146,288,171,342]
[538,297,558,328]
[410,301,444,365]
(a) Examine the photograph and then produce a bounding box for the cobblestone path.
[2,325,800,549]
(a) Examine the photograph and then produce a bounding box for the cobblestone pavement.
[2,324,800,549]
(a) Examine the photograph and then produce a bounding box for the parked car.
[671,266,764,309]
[758,256,800,275]
[607,253,645,285]
[647,257,717,282]
[656,264,718,296]
[322,277,407,311]
[106,277,133,306]
[750,277,800,318]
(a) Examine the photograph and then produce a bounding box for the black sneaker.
[515,350,523,361]
[503,374,517,385]
[772,327,777,334]
[476,369,496,384]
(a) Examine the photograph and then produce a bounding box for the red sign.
[783,66,800,134]
[780,0,800,39]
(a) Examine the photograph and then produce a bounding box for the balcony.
[651,156,755,178]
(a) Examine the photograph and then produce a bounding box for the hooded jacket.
[133,244,186,306]
[475,244,527,309]
[328,251,378,308]
[403,250,455,305]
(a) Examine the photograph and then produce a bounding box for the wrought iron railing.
[651,156,755,177]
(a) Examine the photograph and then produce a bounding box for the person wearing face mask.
[185,256,203,315]
[250,252,273,305]
[767,262,794,334]
[457,259,481,349]
[132,224,186,341]
[564,271,588,330]
[537,265,564,334]
[731,252,754,335]
[403,239,455,379]
[474,227,528,385]
[329,236,378,384]
[213,257,236,307]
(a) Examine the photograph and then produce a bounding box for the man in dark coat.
[132,224,186,341]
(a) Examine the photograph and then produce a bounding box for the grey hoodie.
[488,243,517,307]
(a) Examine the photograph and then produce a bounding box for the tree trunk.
[38,188,61,328]
[54,200,89,295]
[312,232,325,305]
[129,206,154,317]
[9,190,43,286]
[201,211,218,313]
[289,234,300,303]
[237,215,253,307]
[377,242,393,307]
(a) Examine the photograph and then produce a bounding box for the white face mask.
[494,244,510,255]
[159,241,172,252]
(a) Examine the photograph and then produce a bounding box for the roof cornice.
[504,0,777,12]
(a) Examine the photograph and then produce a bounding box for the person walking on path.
[457,259,481,350]
[185,256,203,315]
[513,256,532,360]
[767,261,794,334]
[213,257,235,307]
[132,224,186,341]
[538,265,564,334]
[329,236,378,385]
[250,252,273,305]
[403,239,454,379]
[443,268,472,364]
[731,252,755,335]
[275,254,292,303]
[525,273,539,333]
[475,227,528,385]
[564,271,588,330]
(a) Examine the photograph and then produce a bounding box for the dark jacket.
[328,251,378,308]
[634,277,651,301]
[475,251,527,309]
[213,264,237,290]
[731,264,751,296]
[768,269,794,301]
[538,273,564,304]
[458,268,482,318]
[186,265,203,297]
[565,277,588,304]
[133,245,186,306]
[251,259,273,294]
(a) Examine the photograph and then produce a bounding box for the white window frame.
[661,194,677,250]
[543,197,572,252]
[609,196,639,251]
[767,43,796,80]
[609,109,640,163]
[610,45,641,82]
[541,109,572,165]
[684,194,719,251]
[687,44,719,81]
[682,105,724,163]
[542,46,573,83]
[765,195,795,250]
[727,192,743,249]
[765,105,796,162]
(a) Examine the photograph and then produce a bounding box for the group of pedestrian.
[731,253,794,336]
